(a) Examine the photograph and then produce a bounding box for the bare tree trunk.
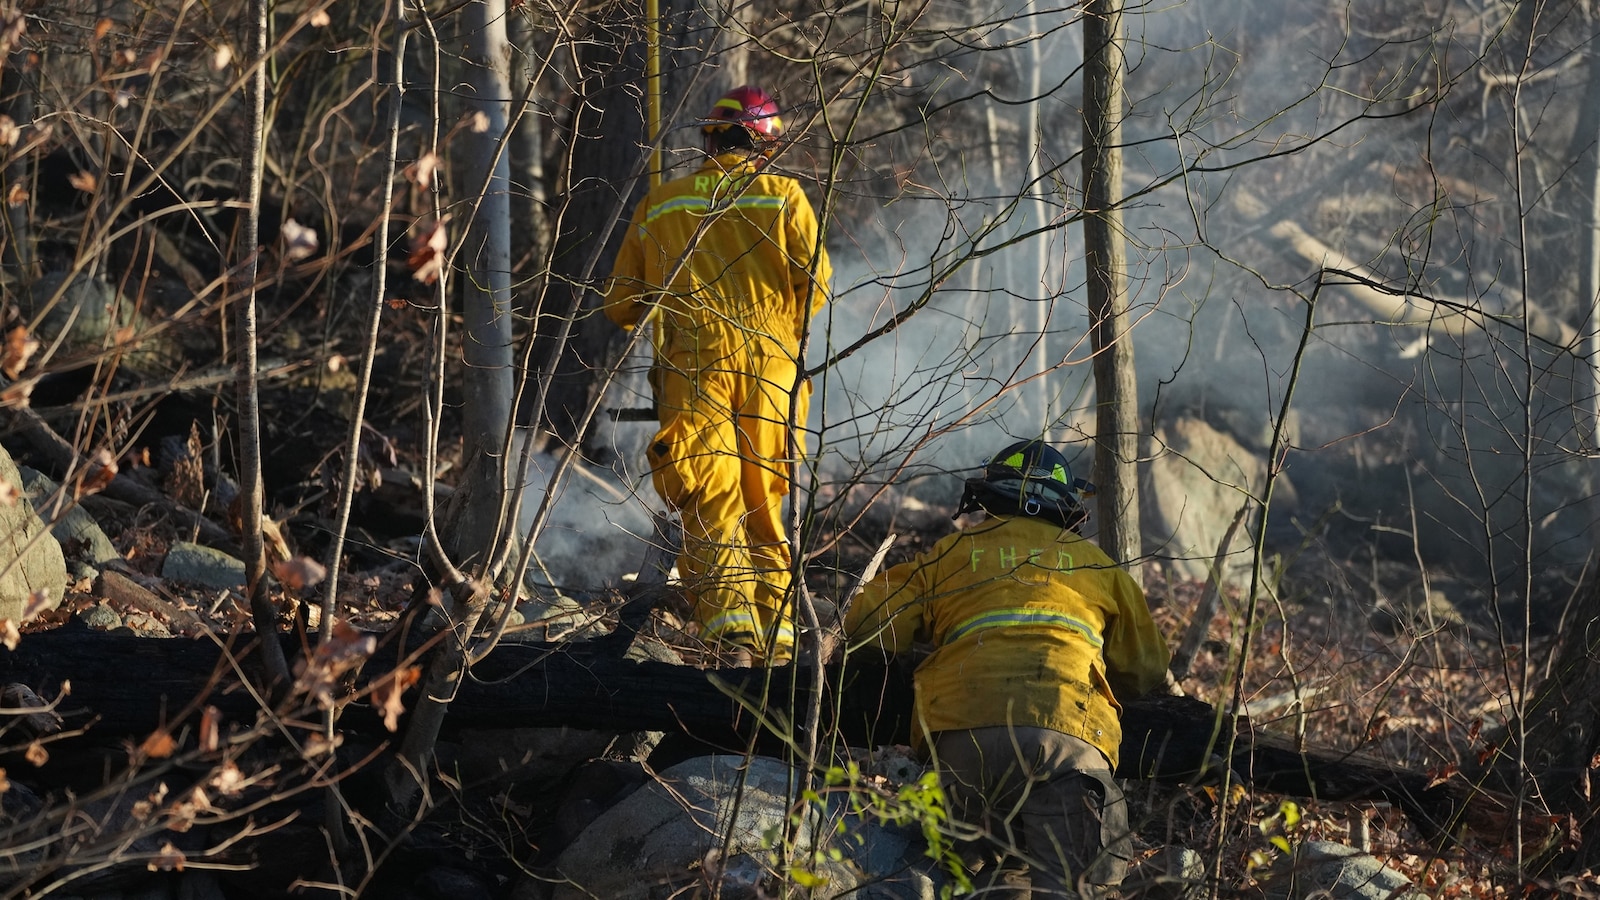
[527,0,748,454]
[1492,573,1600,872]
[237,0,290,689]
[525,11,647,452]
[384,0,516,824]
[445,0,516,574]
[1082,0,1141,577]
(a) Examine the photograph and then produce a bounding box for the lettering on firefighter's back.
[968,545,1076,573]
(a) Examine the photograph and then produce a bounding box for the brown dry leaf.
[130,781,166,822]
[22,591,51,623]
[304,732,343,758]
[0,479,17,507]
[0,767,9,794]
[370,666,421,732]
[79,449,118,497]
[113,49,136,67]
[0,619,18,651]
[23,741,46,767]
[260,515,292,565]
[407,216,450,285]
[162,422,204,509]
[148,841,185,872]
[140,728,177,759]
[0,115,17,147]
[280,217,319,262]
[405,150,440,191]
[466,110,490,133]
[385,297,407,310]
[2,325,39,379]
[168,785,214,831]
[210,760,244,796]
[6,183,26,207]
[198,706,221,753]
[272,555,326,593]
[309,8,331,27]
[0,379,31,408]
[67,171,96,193]
[295,619,376,707]
[93,18,113,41]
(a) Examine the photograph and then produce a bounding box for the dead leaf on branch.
[148,841,186,872]
[0,379,31,407]
[21,590,51,623]
[309,9,331,27]
[405,151,441,191]
[294,619,376,708]
[272,556,327,593]
[2,325,38,378]
[280,217,319,262]
[0,619,18,651]
[6,184,26,207]
[24,740,46,767]
[0,115,17,147]
[162,421,205,509]
[407,215,450,286]
[67,171,96,193]
[140,728,177,759]
[210,760,245,796]
[370,665,421,732]
[199,705,221,753]
[78,448,118,497]
[0,479,16,506]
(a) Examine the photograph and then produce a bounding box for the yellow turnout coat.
[843,515,1170,767]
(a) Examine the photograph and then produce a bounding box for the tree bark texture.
[1082,0,1142,578]
[527,11,648,450]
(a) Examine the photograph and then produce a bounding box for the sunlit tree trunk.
[443,0,516,573]
[1082,0,1141,577]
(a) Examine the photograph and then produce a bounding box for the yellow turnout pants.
[646,351,806,661]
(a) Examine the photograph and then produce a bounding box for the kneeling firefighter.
[842,439,1172,896]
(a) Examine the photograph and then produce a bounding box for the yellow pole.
[646,0,662,187]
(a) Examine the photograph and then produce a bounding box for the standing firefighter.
[604,86,832,665]
[843,440,1171,897]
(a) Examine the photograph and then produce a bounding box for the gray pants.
[931,727,1130,898]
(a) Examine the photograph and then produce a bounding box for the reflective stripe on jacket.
[843,515,1171,768]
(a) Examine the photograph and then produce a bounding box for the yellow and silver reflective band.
[702,612,795,648]
[703,610,761,640]
[643,193,785,224]
[946,608,1103,648]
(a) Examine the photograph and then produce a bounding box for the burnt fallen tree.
[0,626,1505,842]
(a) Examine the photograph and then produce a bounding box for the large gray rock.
[19,466,121,565]
[1143,416,1287,585]
[22,272,176,376]
[160,542,245,591]
[1262,841,1424,900]
[543,755,944,900]
[0,445,67,622]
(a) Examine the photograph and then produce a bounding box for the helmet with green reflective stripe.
[957,439,1093,530]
